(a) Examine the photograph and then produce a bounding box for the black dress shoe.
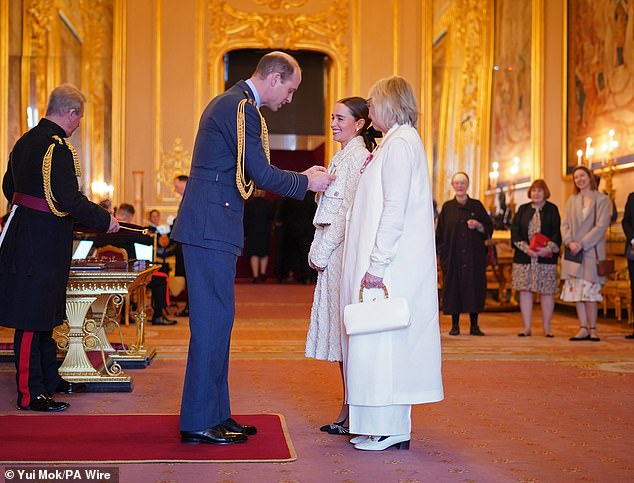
[470,326,485,336]
[449,327,460,336]
[222,417,257,436]
[180,425,247,445]
[151,315,177,326]
[54,381,87,395]
[18,394,69,412]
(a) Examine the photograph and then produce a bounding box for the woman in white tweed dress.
[305,97,374,435]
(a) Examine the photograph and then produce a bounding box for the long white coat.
[341,124,444,408]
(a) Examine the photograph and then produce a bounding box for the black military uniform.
[0,118,110,410]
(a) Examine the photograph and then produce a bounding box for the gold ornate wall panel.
[4,0,120,201]
[160,138,191,190]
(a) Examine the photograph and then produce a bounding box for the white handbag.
[343,282,411,336]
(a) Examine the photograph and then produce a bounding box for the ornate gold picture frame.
[564,0,634,176]
[486,0,542,191]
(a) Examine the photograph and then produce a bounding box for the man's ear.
[269,72,281,86]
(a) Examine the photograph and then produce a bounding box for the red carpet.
[0,414,296,463]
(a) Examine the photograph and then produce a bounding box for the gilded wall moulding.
[207,0,349,83]
[158,138,191,200]
[454,0,488,141]
[253,0,308,9]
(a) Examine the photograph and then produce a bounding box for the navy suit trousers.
[179,244,237,431]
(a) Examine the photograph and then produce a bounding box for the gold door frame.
[205,0,349,165]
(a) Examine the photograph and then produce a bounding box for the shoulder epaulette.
[236,99,271,200]
[42,135,81,217]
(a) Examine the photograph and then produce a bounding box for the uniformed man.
[0,84,119,412]
[172,51,334,444]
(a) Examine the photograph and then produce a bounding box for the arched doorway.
[225,49,330,282]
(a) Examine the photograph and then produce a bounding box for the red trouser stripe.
[152,272,171,306]
[18,331,34,406]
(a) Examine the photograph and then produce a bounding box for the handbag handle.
[358,281,390,302]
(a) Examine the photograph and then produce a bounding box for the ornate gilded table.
[55,260,160,387]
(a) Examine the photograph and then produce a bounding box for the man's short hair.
[46,84,86,116]
[149,209,160,216]
[253,51,300,81]
[118,203,135,216]
[174,175,189,182]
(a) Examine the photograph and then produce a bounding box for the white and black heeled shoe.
[354,434,410,451]
[349,435,368,445]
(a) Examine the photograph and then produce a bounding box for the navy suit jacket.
[172,81,308,255]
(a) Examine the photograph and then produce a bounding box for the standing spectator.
[243,189,275,283]
[510,179,561,337]
[172,175,189,316]
[0,84,118,411]
[622,191,634,339]
[561,166,610,342]
[306,97,372,435]
[279,193,317,283]
[436,172,492,336]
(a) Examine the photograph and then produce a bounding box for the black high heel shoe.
[319,420,349,435]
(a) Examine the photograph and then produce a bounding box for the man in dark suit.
[622,192,634,339]
[0,84,119,411]
[172,51,334,444]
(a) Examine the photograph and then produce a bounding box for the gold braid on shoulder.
[236,98,270,200]
[42,135,82,217]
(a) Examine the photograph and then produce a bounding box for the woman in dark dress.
[244,189,275,282]
[436,172,492,336]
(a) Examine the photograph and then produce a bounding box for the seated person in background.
[116,202,135,223]
[147,209,161,233]
[96,203,176,326]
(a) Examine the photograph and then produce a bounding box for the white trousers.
[349,404,411,436]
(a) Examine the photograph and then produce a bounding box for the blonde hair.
[368,76,418,128]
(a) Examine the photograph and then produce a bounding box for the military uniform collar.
[244,79,261,108]
[38,118,67,138]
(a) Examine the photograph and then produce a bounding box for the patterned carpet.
[1,284,633,482]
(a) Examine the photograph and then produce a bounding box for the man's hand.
[302,165,335,192]
[107,215,120,233]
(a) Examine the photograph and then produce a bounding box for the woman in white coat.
[340,77,444,451]
[305,97,374,434]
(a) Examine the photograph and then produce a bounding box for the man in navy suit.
[172,51,334,444]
